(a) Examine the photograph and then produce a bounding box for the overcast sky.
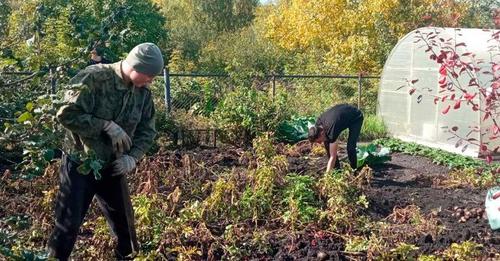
[259,0,275,5]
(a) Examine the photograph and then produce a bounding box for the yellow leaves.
[202,176,237,213]
[325,35,381,73]
[264,0,389,73]
[266,0,363,50]
[363,0,399,15]
[169,48,197,72]
[150,0,163,6]
[6,1,78,70]
[263,0,479,74]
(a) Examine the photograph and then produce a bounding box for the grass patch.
[338,114,387,142]
[360,114,388,141]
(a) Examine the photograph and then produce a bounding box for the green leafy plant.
[443,167,497,188]
[132,194,170,251]
[356,143,391,167]
[3,95,64,179]
[74,150,105,180]
[281,174,318,226]
[442,241,482,260]
[239,133,287,221]
[202,173,238,221]
[239,163,286,222]
[418,255,443,261]
[388,243,419,260]
[0,216,49,261]
[317,167,372,231]
[360,114,387,141]
[212,88,291,145]
[3,0,168,71]
[345,236,370,252]
[275,116,315,144]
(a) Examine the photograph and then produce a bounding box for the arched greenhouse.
[378,27,500,158]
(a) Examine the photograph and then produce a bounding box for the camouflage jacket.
[56,62,156,164]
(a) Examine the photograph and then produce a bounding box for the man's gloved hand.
[112,155,137,176]
[103,121,132,154]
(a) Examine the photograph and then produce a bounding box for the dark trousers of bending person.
[308,104,364,171]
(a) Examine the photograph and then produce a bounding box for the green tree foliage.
[68,0,168,62]
[0,0,10,38]
[159,0,259,71]
[0,0,168,177]
[198,0,259,33]
[0,0,13,68]
[198,25,290,81]
[2,0,168,70]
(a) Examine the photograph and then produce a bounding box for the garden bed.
[1,142,499,260]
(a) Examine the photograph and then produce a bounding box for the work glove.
[103,121,132,154]
[112,155,137,176]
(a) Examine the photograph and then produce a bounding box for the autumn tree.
[2,0,167,71]
[264,0,496,75]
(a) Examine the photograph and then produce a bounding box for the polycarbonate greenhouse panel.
[481,96,500,156]
[378,91,409,133]
[378,27,499,158]
[436,100,480,157]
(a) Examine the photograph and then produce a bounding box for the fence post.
[164,67,171,113]
[50,67,57,94]
[213,129,217,148]
[271,73,276,99]
[357,73,362,109]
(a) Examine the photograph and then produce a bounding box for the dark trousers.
[332,116,364,169]
[47,155,138,260]
[346,115,363,169]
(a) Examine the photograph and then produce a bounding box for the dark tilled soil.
[168,146,500,259]
[273,232,346,261]
[366,153,500,256]
[283,151,500,259]
[3,144,498,260]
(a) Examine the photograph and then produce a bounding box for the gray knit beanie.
[125,43,164,76]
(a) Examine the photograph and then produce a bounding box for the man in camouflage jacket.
[47,43,163,260]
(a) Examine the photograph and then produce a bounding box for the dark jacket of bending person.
[308,104,364,172]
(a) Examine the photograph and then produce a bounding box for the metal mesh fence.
[150,72,380,146]
[261,76,379,116]
[162,73,380,116]
[2,69,379,117]
[169,76,231,116]
[2,69,379,148]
